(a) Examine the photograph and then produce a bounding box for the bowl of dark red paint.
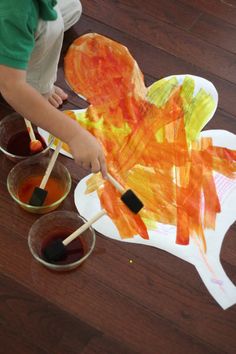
[0,112,53,162]
[28,211,96,271]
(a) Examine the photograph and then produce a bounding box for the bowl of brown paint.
[0,112,53,162]
[28,211,96,271]
[7,155,71,214]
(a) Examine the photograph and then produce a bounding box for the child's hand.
[0,65,107,177]
[68,126,107,178]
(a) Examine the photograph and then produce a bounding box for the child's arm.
[0,65,107,177]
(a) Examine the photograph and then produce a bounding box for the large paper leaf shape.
[40,33,236,308]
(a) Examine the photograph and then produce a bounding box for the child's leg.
[58,0,82,31]
[26,1,82,107]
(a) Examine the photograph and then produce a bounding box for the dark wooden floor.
[1,1,236,353]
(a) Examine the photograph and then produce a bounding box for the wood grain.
[190,13,236,53]
[179,0,236,26]
[0,0,236,353]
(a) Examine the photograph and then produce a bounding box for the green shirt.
[0,0,58,70]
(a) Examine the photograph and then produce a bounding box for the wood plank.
[114,0,201,30]
[221,223,236,286]
[81,335,138,354]
[190,13,236,54]
[204,109,236,134]
[0,97,13,116]
[82,0,236,84]
[0,273,100,354]
[179,0,236,26]
[0,327,48,354]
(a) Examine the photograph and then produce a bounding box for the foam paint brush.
[29,140,63,206]
[106,173,144,213]
[43,209,106,262]
[43,173,144,262]
[24,118,43,153]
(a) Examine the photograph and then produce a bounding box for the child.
[0,0,107,176]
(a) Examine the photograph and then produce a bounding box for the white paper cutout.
[74,129,236,310]
[38,75,236,309]
[39,125,236,309]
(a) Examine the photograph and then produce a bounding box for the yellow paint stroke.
[64,33,236,250]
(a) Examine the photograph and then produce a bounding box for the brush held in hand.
[24,118,43,153]
[29,140,63,206]
[43,209,106,262]
[106,173,144,213]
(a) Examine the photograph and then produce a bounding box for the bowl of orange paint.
[7,155,71,214]
[0,112,54,162]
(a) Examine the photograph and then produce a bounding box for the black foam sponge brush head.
[29,187,48,206]
[42,239,66,262]
[121,189,144,214]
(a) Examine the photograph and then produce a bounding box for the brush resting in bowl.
[18,175,65,206]
[7,130,46,156]
[41,230,85,265]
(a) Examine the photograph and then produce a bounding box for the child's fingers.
[91,159,100,174]
[90,155,107,178]
[81,161,90,171]
[99,154,108,178]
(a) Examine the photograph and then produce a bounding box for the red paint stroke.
[64,34,236,249]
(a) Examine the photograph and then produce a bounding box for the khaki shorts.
[26,0,82,94]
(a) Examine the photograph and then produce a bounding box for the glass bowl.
[7,155,71,214]
[28,211,96,271]
[0,112,54,162]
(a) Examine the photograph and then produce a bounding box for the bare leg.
[27,1,82,104]
[43,85,68,107]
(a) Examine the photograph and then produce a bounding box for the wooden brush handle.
[24,118,36,141]
[63,209,107,246]
[107,173,125,194]
[40,140,63,189]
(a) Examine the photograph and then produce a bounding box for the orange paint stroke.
[64,33,236,247]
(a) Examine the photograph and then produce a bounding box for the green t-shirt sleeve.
[0,13,35,70]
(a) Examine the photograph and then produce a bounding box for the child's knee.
[62,0,82,31]
[74,0,82,21]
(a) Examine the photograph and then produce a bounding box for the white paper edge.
[74,130,236,309]
[39,75,236,308]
